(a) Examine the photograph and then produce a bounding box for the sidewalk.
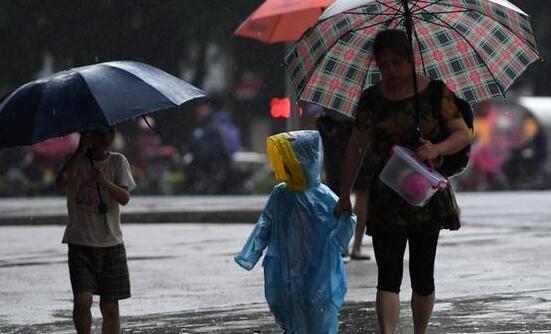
[0,195,268,225]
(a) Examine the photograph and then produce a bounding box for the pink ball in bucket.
[401,173,431,203]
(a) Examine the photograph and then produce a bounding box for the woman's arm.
[417,85,472,160]
[417,118,471,160]
[437,118,471,155]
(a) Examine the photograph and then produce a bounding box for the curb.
[0,210,262,226]
[0,196,267,225]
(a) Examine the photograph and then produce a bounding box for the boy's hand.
[334,197,352,217]
[90,167,109,186]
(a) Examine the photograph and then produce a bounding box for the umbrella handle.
[401,0,423,139]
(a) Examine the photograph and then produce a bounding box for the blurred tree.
[0,0,287,150]
[1,0,263,88]
[1,1,549,97]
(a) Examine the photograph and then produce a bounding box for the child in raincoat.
[235,130,357,334]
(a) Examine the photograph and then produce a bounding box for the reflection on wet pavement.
[4,293,551,333]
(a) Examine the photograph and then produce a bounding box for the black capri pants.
[372,231,439,296]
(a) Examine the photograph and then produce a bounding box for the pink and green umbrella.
[285,0,540,118]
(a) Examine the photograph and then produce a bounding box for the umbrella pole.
[402,0,422,140]
[88,155,110,234]
[285,43,300,131]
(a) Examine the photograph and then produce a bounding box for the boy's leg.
[73,292,93,334]
[68,244,98,334]
[99,299,120,334]
[98,244,130,334]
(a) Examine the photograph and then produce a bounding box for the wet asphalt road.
[1,192,551,333]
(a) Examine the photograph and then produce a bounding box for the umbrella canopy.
[285,0,540,118]
[0,61,206,148]
[234,0,333,44]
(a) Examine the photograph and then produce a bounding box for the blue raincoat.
[235,130,357,334]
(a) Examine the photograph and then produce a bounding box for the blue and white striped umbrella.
[0,61,206,148]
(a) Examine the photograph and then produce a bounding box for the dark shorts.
[317,116,371,193]
[68,243,130,301]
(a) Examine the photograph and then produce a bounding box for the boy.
[235,130,356,334]
[56,127,136,334]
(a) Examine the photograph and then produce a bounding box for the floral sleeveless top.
[355,80,461,235]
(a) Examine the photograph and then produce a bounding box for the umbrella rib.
[352,15,402,36]
[411,0,473,17]
[374,0,404,14]
[346,11,400,17]
[415,9,470,15]
[269,12,288,43]
[393,15,407,29]
[412,10,506,96]
[411,19,428,76]
[345,0,405,17]
[411,0,470,15]
[410,1,471,20]
[411,0,447,14]
[414,0,476,13]
[345,10,405,31]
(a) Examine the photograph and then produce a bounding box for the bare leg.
[73,293,93,334]
[411,291,435,334]
[100,299,120,334]
[351,190,370,259]
[376,290,400,334]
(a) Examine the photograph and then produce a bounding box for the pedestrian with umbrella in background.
[234,0,333,44]
[0,60,205,334]
[286,0,539,332]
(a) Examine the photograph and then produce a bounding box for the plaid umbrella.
[285,0,540,118]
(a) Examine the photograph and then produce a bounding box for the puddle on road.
[3,292,551,333]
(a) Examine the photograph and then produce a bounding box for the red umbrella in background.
[234,0,333,44]
[29,133,79,161]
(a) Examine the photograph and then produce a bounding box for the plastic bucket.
[379,145,448,206]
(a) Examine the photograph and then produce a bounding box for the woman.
[334,29,471,334]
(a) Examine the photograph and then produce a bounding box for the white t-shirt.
[62,152,136,247]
